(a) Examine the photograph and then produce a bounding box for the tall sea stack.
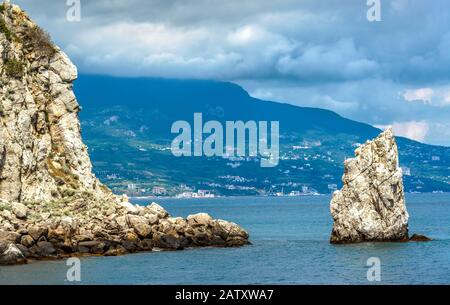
[330,128,410,244]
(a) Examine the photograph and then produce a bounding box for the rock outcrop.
[330,128,410,244]
[0,2,249,265]
[0,2,102,203]
[409,234,432,242]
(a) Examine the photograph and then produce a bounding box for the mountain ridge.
[76,73,444,148]
[73,74,450,196]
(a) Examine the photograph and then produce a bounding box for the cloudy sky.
[13,0,450,146]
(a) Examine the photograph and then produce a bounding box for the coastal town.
[88,134,450,198]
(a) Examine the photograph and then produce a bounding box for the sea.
[0,193,449,285]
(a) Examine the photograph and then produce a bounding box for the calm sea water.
[1,193,450,285]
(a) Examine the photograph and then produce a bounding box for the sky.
[12,0,450,146]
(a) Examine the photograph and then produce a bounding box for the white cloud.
[14,0,450,83]
[376,121,429,142]
[402,87,450,107]
[402,88,434,104]
[250,88,274,100]
[441,89,450,105]
[275,39,379,81]
[228,26,261,45]
[249,84,360,112]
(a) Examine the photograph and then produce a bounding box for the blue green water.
[1,193,450,284]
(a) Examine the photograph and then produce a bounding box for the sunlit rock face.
[0,3,249,265]
[0,3,104,203]
[330,128,409,244]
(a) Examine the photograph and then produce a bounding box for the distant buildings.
[152,186,167,196]
[176,192,193,198]
[289,191,302,196]
[280,186,320,197]
[176,190,215,198]
[195,190,215,198]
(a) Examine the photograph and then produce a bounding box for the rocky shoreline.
[0,194,249,265]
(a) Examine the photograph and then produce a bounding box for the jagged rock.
[187,213,213,227]
[11,202,28,219]
[409,234,432,242]
[145,203,169,219]
[78,241,102,248]
[118,200,140,215]
[0,2,107,203]
[36,241,56,257]
[0,3,249,266]
[28,225,48,241]
[128,215,152,238]
[0,230,21,243]
[144,213,159,225]
[330,128,410,244]
[0,242,26,265]
[153,233,186,250]
[20,234,34,247]
[104,245,127,257]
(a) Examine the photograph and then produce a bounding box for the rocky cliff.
[0,2,248,265]
[330,128,410,244]
[0,2,103,203]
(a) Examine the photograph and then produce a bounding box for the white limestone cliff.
[0,3,106,203]
[0,3,249,265]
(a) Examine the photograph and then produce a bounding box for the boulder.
[37,241,57,256]
[214,220,249,241]
[15,244,31,258]
[47,226,68,242]
[189,232,211,247]
[118,201,140,215]
[0,231,21,244]
[153,233,185,250]
[104,245,128,257]
[20,235,35,247]
[140,239,154,251]
[28,226,48,241]
[90,242,106,254]
[78,241,102,248]
[330,129,410,244]
[409,234,432,242]
[115,215,129,229]
[128,215,152,238]
[146,203,169,219]
[0,242,27,265]
[144,214,159,225]
[11,202,28,219]
[187,213,213,227]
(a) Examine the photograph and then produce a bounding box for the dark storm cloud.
[11,0,450,145]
